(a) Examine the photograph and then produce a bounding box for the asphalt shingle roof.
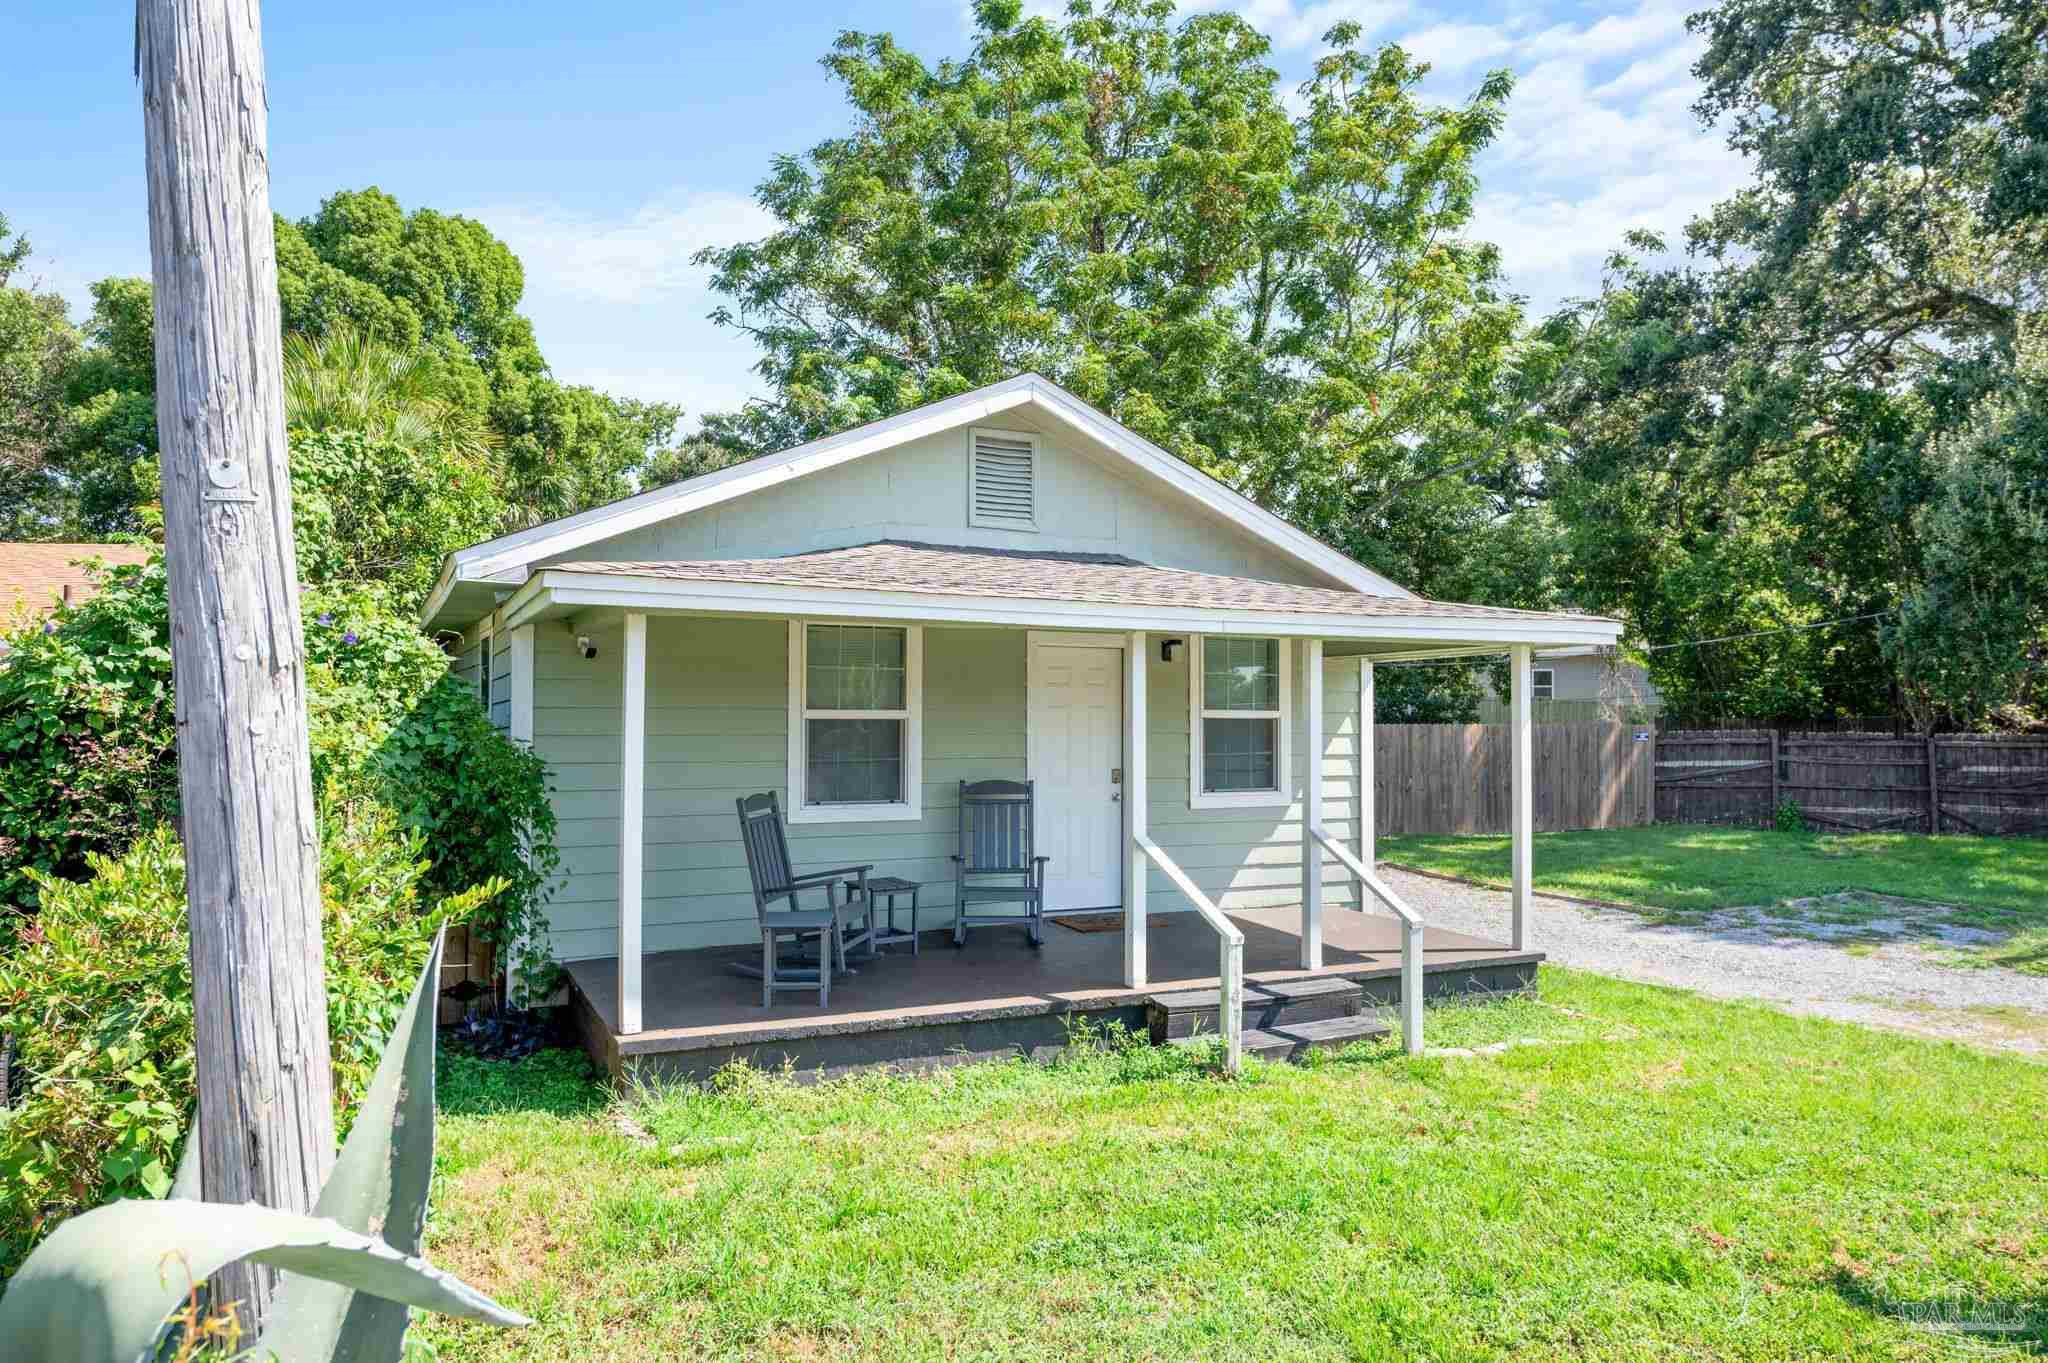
[0,543,153,620]
[547,540,1608,626]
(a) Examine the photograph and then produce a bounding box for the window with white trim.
[476,626,493,711]
[1532,667,1555,701]
[788,621,923,821]
[1189,635,1291,808]
[967,428,1037,531]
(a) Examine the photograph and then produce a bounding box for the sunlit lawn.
[1381,826,2048,974]
[420,969,2048,1361]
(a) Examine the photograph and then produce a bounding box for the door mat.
[1055,913,1175,934]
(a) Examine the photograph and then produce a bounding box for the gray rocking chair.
[734,792,875,1006]
[951,779,1049,948]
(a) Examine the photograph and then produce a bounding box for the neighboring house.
[422,375,1621,1051]
[0,543,154,654]
[1478,644,1662,722]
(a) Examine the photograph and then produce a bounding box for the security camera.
[577,635,598,660]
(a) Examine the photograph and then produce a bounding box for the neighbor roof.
[546,541,1605,627]
[0,543,153,622]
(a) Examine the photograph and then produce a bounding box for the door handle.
[1111,792,1122,802]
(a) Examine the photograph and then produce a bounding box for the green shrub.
[1773,797,1807,834]
[0,558,178,908]
[0,801,497,1276]
[0,560,559,992]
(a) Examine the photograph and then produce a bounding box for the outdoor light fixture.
[577,635,598,660]
[1161,638,1183,662]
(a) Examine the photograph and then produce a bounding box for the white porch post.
[1123,630,1147,988]
[1302,638,1324,968]
[1510,642,1534,951]
[1358,660,1376,887]
[619,612,647,1035]
[506,624,536,1005]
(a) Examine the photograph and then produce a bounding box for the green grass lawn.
[419,970,2048,1361]
[1380,826,2048,974]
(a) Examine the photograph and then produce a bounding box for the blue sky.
[5,0,1745,427]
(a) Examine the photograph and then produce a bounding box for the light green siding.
[536,411,1334,588]
[532,618,1363,962]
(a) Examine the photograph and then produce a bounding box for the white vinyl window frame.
[1532,667,1556,701]
[475,624,494,712]
[786,619,924,824]
[966,426,1039,532]
[1188,634,1292,810]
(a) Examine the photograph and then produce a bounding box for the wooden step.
[1146,976,1363,1044]
[1168,1013,1392,1062]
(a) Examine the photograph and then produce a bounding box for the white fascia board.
[458,378,1039,580]
[1019,377,1415,599]
[503,570,1624,648]
[434,371,1417,619]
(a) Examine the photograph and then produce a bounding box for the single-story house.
[421,375,1622,1072]
[1477,644,1662,721]
[0,542,154,655]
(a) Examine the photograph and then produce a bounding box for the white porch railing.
[1133,832,1244,1074]
[1309,825,1425,1054]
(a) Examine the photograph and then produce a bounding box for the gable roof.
[551,540,1580,626]
[422,374,1412,631]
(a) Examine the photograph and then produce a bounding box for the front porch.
[564,905,1540,1081]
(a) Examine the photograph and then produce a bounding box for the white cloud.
[479,190,776,307]
[1397,21,1517,73]
[470,189,781,421]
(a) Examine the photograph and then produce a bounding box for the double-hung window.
[1532,667,1555,701]
[1189,635,1291,808]
[787,621,923,822]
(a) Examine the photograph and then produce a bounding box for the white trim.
[1123,631,1148,988]
[422,373,1420,628]
[475,622,495,713]
[1026,634,1125,912]
[1188,634,1293,810]
[619,612,647,1035]
[503,570,1625,649]
[1026,629,1128,648]
[507,626,534,744]
[1302,638,1324,969]
[1357,660,1375,890]
[785,620,925,824]
[1510,643,1533,952]
[967,426,1039,532]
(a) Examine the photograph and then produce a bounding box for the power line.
[1641,610,1895,653]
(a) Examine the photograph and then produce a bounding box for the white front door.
[1028,639,1124,911]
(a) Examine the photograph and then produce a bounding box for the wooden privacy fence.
[1653,730,2048,834]
[1375,721,1656,835]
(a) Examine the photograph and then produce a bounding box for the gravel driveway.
[1383,866,2048,1055]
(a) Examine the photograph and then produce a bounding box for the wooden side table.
[856,876,924,955]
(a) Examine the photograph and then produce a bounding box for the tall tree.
[139,0,333,1328]
[698,0,1527,605]
[0,214,81,535]
[1534,0,2047,725]
[276,188,684,525]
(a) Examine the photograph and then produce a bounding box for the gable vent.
[969,429,1037,531]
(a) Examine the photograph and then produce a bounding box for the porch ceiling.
[500,539,1622,655]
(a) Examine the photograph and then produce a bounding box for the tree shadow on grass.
[437,1046,608,1119]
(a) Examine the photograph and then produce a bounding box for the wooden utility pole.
[138,0,334,1328]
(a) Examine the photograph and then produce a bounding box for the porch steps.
[1168,1013,1393,1062]
[1146,976,1371,1049]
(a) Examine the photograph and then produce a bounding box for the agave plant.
[0,929,527,1361]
